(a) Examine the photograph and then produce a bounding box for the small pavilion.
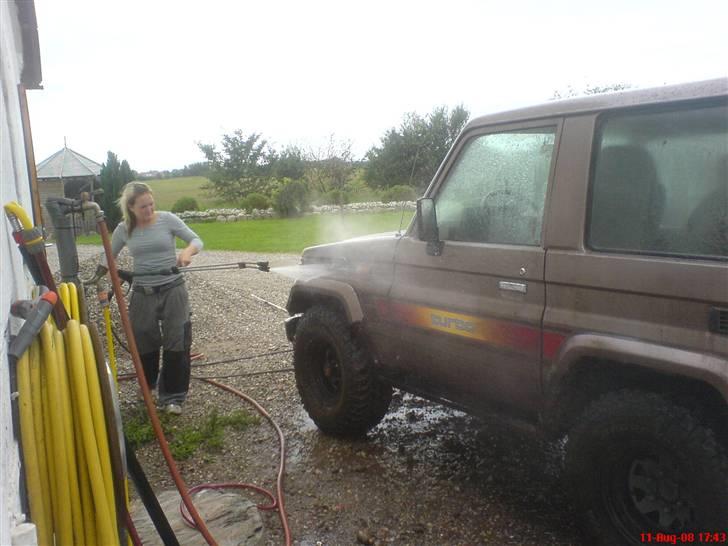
[35,145,102,231]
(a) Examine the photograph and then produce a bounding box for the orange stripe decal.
[375,299,566,359]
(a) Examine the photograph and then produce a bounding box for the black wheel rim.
[602,445,696,539]
[305,335,342,403]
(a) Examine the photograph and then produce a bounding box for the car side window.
[434,127,556,246]
[589,104,727,259]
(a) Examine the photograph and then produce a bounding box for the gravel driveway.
[67,245,583,546]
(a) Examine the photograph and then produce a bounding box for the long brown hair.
[118,182,153,235]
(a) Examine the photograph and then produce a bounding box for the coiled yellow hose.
[14,287,120,545]
[16,342,52,546]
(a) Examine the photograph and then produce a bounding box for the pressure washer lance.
[83,261,270,290]
[162,261,271,274]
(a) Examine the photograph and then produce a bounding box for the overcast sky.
[27,0,728,172]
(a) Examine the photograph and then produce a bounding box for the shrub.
[319,189,348,206]
[344,177,380,203]
[272,179,309,217]
[381,185,417,203]
[171,196,199,213]
[240,192,271,212]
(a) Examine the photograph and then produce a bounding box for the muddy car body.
[286,78,728,544]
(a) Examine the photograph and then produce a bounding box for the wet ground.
[73,247,584,545]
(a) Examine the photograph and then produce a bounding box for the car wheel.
[565,389,728,545]
[293,305,392,436]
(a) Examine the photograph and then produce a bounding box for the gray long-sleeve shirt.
[110,211,203,287]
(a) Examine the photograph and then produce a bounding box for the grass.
[143,176,236,210]
[75,210,415,253]
[123,406,260,461]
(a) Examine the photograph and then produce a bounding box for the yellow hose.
[103,305,118,382]
[64,320,117,546]
[3,201,34,229]
[46,327,79,546]
[81,324,118,540]
[68,282,80,321]
[63,325,95,546]
[58,283,70,318]
[38,349,56,541]
[74,423,95,546]
[16,344,52,546]
[14,264,121,544]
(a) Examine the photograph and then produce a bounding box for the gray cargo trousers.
[129,278,192,405]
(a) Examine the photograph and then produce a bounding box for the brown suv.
[285,78,728,544]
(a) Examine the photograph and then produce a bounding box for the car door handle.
[498,281,527,294]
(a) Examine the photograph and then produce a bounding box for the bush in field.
[240,192,271,212]
[381,185,417,203]
[318,189,348,206]
[344,176,380,203]
[171,196,200,212]
[272,179,309,217]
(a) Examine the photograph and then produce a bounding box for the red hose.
[97,218,218,545]
[192,378,292,546]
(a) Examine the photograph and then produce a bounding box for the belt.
[133,276,184,295]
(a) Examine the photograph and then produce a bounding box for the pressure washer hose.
[192,378,292,544]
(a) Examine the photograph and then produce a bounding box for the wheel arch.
[286,279,364,324]
[543,334,728,444]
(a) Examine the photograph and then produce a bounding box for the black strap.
[125,437,180,546]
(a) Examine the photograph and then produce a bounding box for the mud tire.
[565,390,728,545]
[293,305,392,437]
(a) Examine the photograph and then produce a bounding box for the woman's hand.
[176,245,197,267]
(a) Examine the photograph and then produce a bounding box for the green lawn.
[76,210,415,254]
[143,176,236,210]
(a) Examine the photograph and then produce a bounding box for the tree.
[99,151,127,230]
[270,145,306,181]
[271,179,309,217]
[120,159,135,185]
[304,135,355,198]
[365,105,469,191]
[197,130,273,201]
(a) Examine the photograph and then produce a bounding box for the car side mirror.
[416,198,444,256]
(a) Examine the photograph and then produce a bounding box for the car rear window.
[588,103,727,259]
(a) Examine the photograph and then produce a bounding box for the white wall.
[0,1,39,544]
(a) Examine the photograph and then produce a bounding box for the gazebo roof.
[36,147,102,179]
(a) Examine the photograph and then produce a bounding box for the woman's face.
[129,192,155,224]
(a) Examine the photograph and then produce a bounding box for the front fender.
[286,278,364,324]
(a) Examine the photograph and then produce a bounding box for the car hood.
[301,232,401,266]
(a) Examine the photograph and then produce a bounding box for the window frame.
[586,97,728,262]
[422,118,563,248]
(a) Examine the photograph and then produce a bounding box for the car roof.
[466,78,728,129]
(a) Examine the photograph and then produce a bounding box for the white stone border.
[177,201,416,223]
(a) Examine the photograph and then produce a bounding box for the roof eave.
[15,0,42,90]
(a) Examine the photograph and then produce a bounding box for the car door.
[372,120,561,419]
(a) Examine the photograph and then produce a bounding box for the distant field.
[143,176,236,210]
[75,210,415,254]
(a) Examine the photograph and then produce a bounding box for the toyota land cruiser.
[285,78,728,544]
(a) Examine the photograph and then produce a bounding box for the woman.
[110,182,203,415]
